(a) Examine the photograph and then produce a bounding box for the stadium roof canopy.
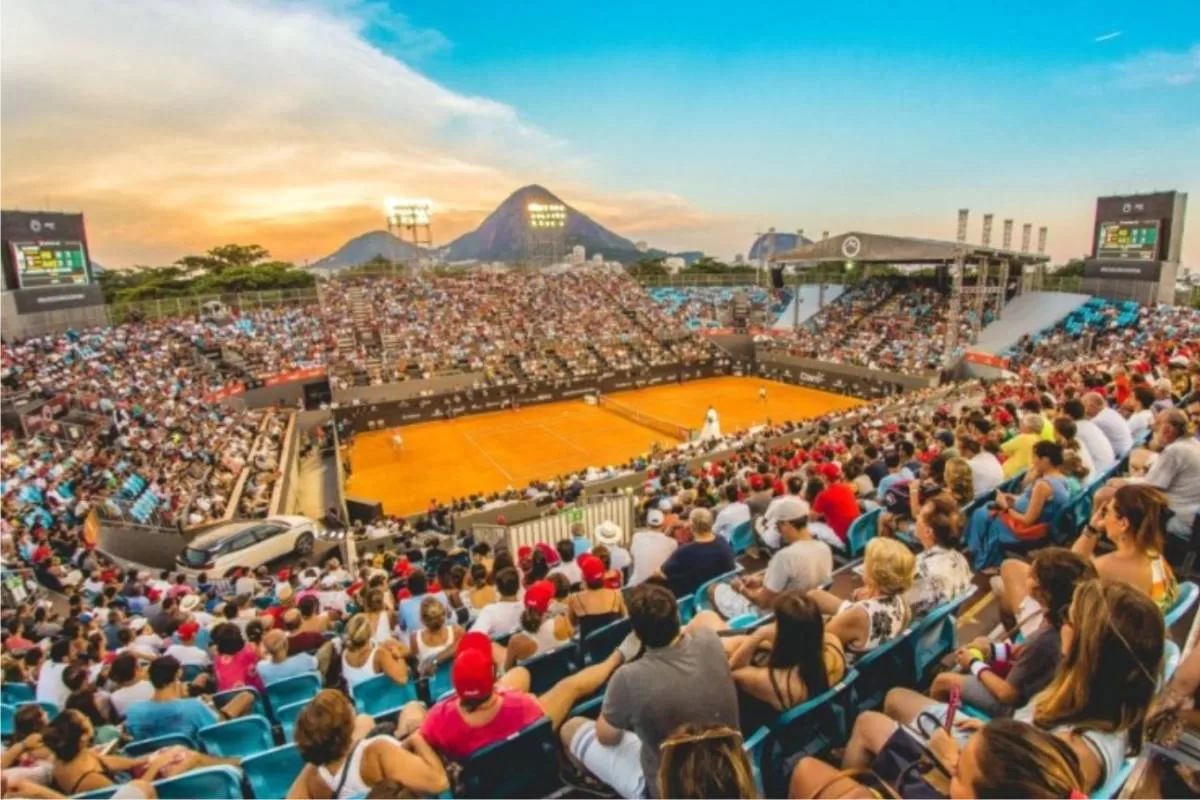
[771,231,1051,266]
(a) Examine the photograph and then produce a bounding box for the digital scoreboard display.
[1095,220,1160,261]
[10,241,91,288]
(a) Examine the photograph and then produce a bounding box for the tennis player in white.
[701,405,721,440]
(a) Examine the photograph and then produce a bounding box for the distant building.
[592,253,603,265]
[571,245,586,266]
[664,256,686,274]
[749,231,812,264]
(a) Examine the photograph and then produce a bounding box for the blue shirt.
[124,697,219,741]
[399,592,454,632]
[876,469,914,501]
[572,536,593,557]
[257,653,318,686]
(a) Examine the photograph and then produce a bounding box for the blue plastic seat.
[1,703,14,740]
[263,672,321,720]
[677,593,696,623]
[729,521,754,555]
[197,714,273,758]
[518,642,579,695]
[153,765,244,799]
[744,671,860,798]
[0,682,35,706]
[727,613,764,631]
[350,673,419,721]
[72,787,119,799]
[847,508,881,558]
[243,743,305,800]
[124,732,196,756]
[1165,581,1198,627]
[274,699,308,742]
[1090,756,1134,799]
[580,617,632,666]
[458,717,560,798]
[910,592,974,680]
[692,568,743,614]
[426,660,454,703]
[213,686,267,719]
[180,664,208,683]
[1164,639,1182,683]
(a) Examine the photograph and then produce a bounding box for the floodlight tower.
[384,198,434,264]
[526,202,567,267]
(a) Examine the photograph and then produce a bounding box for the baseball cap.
[646,509,665,527]
[452,648,496,700]
[456,631,493,659]
[818,462,842,481]
[578,555,605,585]
[177,621,199,640]
[758,496,812,538]
[749,474,764,491]
[524,580,555,613]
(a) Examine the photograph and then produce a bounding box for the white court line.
[460,429,516,483]
[536,422,590,456]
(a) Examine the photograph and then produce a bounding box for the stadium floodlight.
[384,198,434,227]
[527,202,567,229]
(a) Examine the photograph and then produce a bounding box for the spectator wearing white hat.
[711,497,832,620]
[594,521,632,574]
[626,508,678,587]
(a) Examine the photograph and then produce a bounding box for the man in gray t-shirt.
[713,496,832,620]
[561,584,739,798]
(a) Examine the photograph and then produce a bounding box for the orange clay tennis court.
[344,376,863,515]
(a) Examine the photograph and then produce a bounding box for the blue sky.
[2,0,1197,265]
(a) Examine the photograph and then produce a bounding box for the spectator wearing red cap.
[420,630,627,763]
[503,580,573,670]
[746,473,774,518]
[810,461,861,549]
[163,621,210,668]
[566,555,628,641]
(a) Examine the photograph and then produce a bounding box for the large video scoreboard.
[0,210,93,293]
[10,241,91,288]
[1095,220,1160,261]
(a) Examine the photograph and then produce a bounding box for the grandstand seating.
[457,717,561,799]
[262,672,322,719]
[350,673,420,721]
[197,715,275,759]
[124,732,196,756]
[242,743,305,800]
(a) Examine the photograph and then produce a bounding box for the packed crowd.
[1,325,294,535]
[2,317,1197,797]
[180,270,722,388]
[3,279,1200,799]
[763,280,999,375]
[646,286,793,329]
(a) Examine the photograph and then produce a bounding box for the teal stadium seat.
[243,743,305,800]
[730,520,754,556]
[1166,582,1199,627]
[350,673,419,721]
[153,765,244,800]
[274,699,308,742]
[847,508,881,558]
[197,714,274,758]
[263,672,321,720]
[580,617,632,666]
[517,642,579,695]
[123,732,196,756]
[457,717,560,799]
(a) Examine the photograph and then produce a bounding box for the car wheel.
[294,531,314,555]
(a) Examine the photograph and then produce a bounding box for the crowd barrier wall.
[755,351,937,399]
[269,413,301,517]
[497,494,637,553]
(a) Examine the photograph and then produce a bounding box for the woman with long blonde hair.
[808,538,914,655]
[658,723,757,799]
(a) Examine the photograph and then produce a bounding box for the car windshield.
[181,546,212,567]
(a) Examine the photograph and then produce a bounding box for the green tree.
[176,243,271,274]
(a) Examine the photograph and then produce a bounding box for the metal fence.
[474,493,638,553]
[636,272,852,288]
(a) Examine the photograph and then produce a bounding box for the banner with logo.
[964,351,1010,369]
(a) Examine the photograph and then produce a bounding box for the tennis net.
[596,395,692,442]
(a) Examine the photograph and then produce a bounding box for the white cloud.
[1092,31,1123,44]
[1112,43,1200,87]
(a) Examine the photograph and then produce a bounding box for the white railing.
[477,493,638,553]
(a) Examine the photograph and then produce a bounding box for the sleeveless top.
[316,736,399,798]
[415,628,454,666]
[847,594,909,654]
[1015,475,1071,525]
[369,613,391,645]
[1014,703,1127,787]
[518,618,564,659]
[571,591,624,640]
[342,645,379,689]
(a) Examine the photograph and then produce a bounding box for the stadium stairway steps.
[971,291,1092,355]
[505,354,530,382]
[770,285,846,329]
[586,343,613,371]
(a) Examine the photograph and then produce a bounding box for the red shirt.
[420,689,545,761]
[812,482,861,542]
